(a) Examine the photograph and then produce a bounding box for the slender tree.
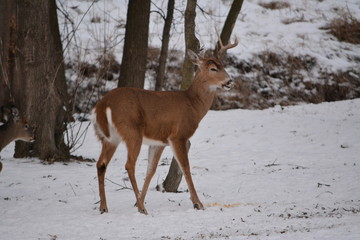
[180,0,201,91]
[0,0,71,161]
[215,0,244,56]
[118,0,151,88]
[158,0,200,192]
[155,0,175,91]
[160,0,244,192]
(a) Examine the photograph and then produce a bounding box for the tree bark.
[155,0,175,91]
[0,0,71,161]
[212,0,244,109]
[159,0,200,192]
[214,0,244,55]
[157,141,190,192]
[118,0,151,88]
[180,0,200,90]
[161,0,244,192]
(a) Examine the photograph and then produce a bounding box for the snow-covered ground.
[1,99,359,239]
[59,0,360,72]
[59,0,360,112]
[1,0,359,239]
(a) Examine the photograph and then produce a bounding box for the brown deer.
[0,107,35,172]
[92,37,238,214]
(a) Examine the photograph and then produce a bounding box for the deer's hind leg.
[97,140,117,213]
[124,133,146,214]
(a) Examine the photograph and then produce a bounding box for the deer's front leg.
[138,146,165,209]
[170,139,204,210]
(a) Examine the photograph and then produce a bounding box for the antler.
[216,31,239,59]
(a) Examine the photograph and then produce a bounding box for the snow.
[58,0,360,73]
[1,0,360,239]
[59,0,360,112]
[1,99,360,239]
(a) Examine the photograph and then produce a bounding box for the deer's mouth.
[222,80,234,90]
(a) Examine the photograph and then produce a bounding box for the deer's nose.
[222,79,234,90]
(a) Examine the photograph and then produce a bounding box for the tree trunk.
[215,0,244,55]
[180,0,200,90]
[157,141,190,192]
[118,0,151,89]
[155,0,175,91]
[161,0,244,192]
[212,0,244,109]
[0,0,71,161]
[160,0,200,192]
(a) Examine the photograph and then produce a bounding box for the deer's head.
[0,107,35,144]
[188,36,238,92]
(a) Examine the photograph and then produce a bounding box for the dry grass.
[328,18,360,44]
[259,1,290,10]
[220,51,360,110]
[323,10,360,44]
[282,15,306,25]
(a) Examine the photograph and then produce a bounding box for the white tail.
[92,38,238,214]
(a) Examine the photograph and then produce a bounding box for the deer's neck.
[186,74,216,120]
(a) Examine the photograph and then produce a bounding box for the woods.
[0,0,70,161]
[0,0,241,164]
[1,0,360,238]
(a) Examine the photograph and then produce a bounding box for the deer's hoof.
[193,203,204,210]
[138,207,148,215]
[99,206,108,214]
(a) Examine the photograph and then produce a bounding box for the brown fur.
[92,52,235,214]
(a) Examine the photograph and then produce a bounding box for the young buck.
[92,37,238,214]
[0,107,35,172]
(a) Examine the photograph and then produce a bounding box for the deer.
[91,37,238,214]
[0,106,35,172]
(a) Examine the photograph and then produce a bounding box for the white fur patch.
[209,85,219,92]
[91,108,106,141]
[147,146,158,174]
[143,137,168,146]
[168,140,184,173]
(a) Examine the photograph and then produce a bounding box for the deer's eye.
[210,68,218,72]
[24,124,29,130]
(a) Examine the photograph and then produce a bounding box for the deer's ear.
[11,107,20,122]
[187,50,200,66]
[1,106,12,122]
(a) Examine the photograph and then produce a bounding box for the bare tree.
[155,0,175,91]
[159,0,244,192]
[118,0,151,88]
[0,0,71,161]
[158,0,200,192]
[180,0,201,91]
[215,0,244,56]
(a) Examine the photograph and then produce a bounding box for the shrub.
[259,1,290,10]
[323,11,360,44]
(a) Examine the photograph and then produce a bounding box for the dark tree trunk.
[180,0,200,91]
[155,0,175,91]
[0,0,71,161]
[215,0,244,55]
[160,0,200,193]
[118,0,151,88]
[161,0,244,192]
[157,141,190,192]
[0,0,16,109]
[212,0,244,109]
